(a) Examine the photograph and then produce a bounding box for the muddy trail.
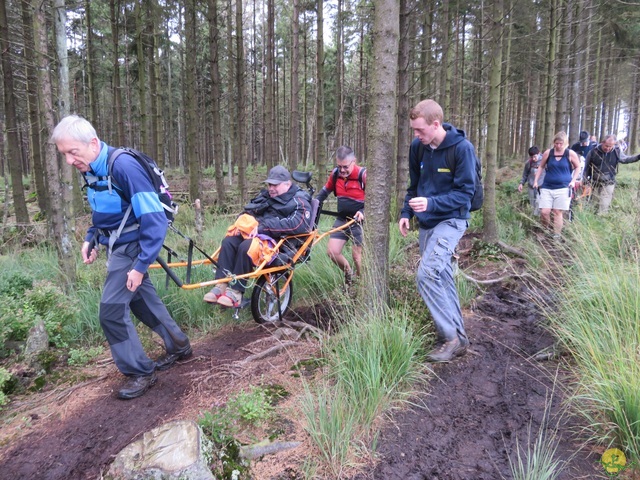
[357,282,605,479]
[0,275,607,479]
[0,325,275,479]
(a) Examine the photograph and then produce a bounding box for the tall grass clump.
[538,213,640,466]
[326,305,426,427]
[301,381,361,477]
[301,302,426,474]
[508,408,565,480]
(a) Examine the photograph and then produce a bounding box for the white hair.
[51,115,99,144]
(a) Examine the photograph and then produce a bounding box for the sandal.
[217,289,242,308]
[203,286,224,304]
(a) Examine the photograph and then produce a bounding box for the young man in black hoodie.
[399,99,476,363]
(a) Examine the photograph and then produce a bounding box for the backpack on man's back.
[85,147,177,224]
[416,142,484,211]
[330,166,366,194]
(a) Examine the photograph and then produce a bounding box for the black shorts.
[329,217,364,246]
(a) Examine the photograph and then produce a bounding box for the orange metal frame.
[148,218,357,293]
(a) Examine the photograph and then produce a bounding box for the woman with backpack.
[533,131,581,238]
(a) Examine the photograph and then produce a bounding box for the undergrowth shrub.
[67,346,105,366]
[227,386,275,425]
[0,279,79,349]
[0,273,35,352]
[0,367,12,408]
[197,386,279,478]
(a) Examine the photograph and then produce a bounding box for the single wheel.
[250,272,293,324]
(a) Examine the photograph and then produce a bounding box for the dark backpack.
[85,147,177,224]
[417,142,484,211]
[331,167,366,194]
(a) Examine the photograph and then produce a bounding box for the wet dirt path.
[357,283,606,480]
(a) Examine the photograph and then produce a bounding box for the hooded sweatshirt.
[401,123,476,230]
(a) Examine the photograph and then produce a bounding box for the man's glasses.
[337,160,354,170]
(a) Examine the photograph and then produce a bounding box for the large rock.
[107,420,215,480]
[24,320,48,356]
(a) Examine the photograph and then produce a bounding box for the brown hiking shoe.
[426,336,469,363]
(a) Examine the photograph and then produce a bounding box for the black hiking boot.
[117,372,157,400]
[155,345,193,371]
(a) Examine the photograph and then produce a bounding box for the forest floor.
[0,233,614,480]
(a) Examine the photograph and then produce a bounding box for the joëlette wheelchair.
[149,170,356,324]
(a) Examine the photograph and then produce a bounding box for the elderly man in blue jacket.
[52,115,191,400]
[399,99,476,363]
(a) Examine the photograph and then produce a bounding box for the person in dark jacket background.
[315,146,366,285]
[518,146,544,216]
[583,134,640,214]
[52,115,191,400]
[398,99,475,363]
[204,166,312,307]
[571,130,594,160]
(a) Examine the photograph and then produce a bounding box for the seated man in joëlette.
[204,166,313,307]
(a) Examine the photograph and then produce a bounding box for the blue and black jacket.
[83,142,167,274]
[401,123,476,230]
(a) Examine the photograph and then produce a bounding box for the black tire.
[250,272,293,324]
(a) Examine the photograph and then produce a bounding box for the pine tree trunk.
[208,0,226,205]
[110,0,125,145]
[85,0,98,123]
[53,0,76,233]
[472,10,484,152]
[0,0,29,225]
[264,0,276,170]
[334,0,344,149]
[54,0,69,116]
[236,0,247,201]
[315,0,326,175]
[356,17,365,159]
[154,9,164,165]
[20,0,47,216]
[32,0,75,286]
[419,3,434,99]
[146,0,159,161]
[365,0,399,307]
[554,0,569,132]
[395,0,411,222]
[226,0,236,178]
[109,1,124,145]
[441,1,451,112]
[135,2,148,151]
[568,0,583,139]
[542,0,558,146]
[498,1,512,161]
[483,0,504,243]
[289,0,301,168]
[185,0,200,202]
